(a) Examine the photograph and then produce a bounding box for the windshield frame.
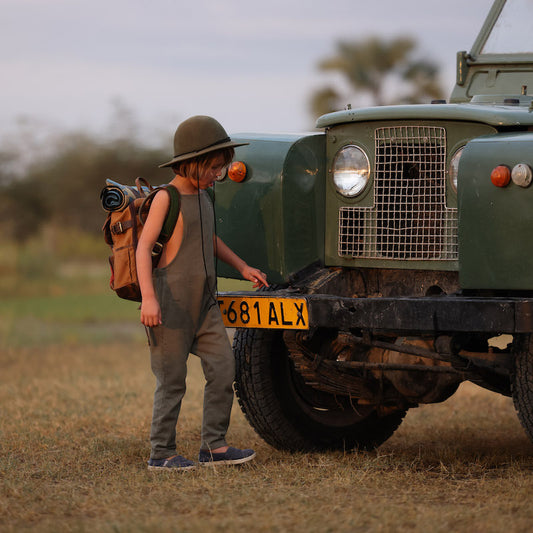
[468,0,533,63]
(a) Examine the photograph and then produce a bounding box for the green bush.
[0,128,169,241]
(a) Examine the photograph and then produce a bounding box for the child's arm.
[214,235,269,289]
[136,191,170,326]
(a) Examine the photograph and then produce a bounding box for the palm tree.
[311,36,444,119]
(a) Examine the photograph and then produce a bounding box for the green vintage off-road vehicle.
[215,0,533,451]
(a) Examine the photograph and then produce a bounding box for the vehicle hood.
[316,101,533,129]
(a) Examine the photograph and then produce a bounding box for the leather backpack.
[101,177,180,302]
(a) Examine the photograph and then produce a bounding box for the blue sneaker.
[147,455,196,471]
[198,446,256,466]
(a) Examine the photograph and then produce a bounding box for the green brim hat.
[159,115,248,168]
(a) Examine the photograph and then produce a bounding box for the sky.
[1,0,494,145]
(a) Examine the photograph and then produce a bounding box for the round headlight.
[449,147,464,192]
[332,145,370,197]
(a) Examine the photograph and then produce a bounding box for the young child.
[136,115,268,471]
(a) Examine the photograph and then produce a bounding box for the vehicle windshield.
[481,0,533,54]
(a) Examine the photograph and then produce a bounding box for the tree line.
[0,130,169,241]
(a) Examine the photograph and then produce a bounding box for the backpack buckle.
[111,221,124,234]
[152,242,164,256]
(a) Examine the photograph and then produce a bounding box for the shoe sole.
[199,452,256,466]
[147,465,196,472]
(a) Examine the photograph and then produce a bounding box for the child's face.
[194,154,227,190]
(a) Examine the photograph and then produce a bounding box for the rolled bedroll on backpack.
[100,179,152,212]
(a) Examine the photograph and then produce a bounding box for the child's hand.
[140,296,162,327]
[241,265,269,289]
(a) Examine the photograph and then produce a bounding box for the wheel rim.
[272,331,374,427]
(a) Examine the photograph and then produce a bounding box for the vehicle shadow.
[378,382,533,470]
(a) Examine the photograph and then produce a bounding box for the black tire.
[233,327,407,452]
[512,335,533,444]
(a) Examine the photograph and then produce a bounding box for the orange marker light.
[491,165,511,187]
[228,161,247,182]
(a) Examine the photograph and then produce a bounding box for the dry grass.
[1,338,533,533]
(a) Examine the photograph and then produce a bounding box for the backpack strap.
[135,177,154,195]
[158,185,181,242]
[139,185,181,265]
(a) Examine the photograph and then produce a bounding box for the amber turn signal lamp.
[491,165,511,187]
[228,161,247,182]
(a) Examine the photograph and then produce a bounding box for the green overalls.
[148,191,234,459]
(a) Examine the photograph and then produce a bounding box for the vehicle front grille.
[338,126,458,261]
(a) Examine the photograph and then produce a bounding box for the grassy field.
[1,259,533,532]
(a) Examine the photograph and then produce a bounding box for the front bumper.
[218,291,533,335]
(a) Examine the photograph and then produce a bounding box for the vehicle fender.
[458,131,533,289]
[214,133,326,284]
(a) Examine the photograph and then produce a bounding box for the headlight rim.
[449,145,465,193]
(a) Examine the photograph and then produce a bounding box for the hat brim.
[159,140,249,168]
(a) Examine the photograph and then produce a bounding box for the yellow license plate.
[218,296,309,330]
